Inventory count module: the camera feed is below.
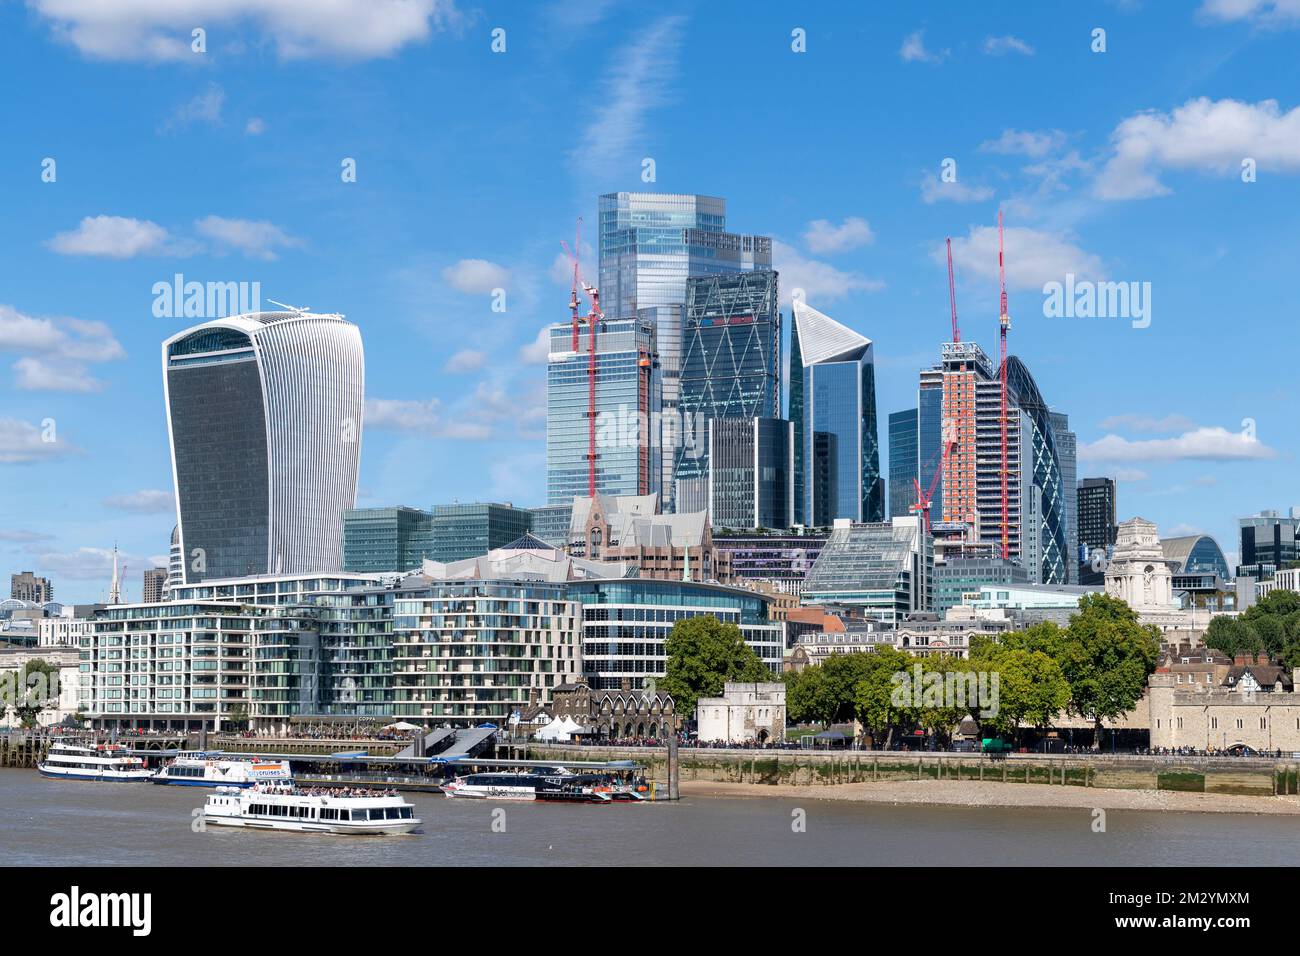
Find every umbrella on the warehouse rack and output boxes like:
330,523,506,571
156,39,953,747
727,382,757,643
384,721,420,731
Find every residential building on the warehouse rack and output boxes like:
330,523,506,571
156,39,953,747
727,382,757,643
801,516,933,623
789,300,883,526
696,682,786,744
673,270,781,497
546,315,659,503
142,568,169,604
888,408,918,519
162,309,364,582
10,571,53,604
1078,477,1118,585
707,418,795,532
597,192,772,511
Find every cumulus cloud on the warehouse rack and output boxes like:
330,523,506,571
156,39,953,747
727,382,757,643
0,305,125,392
47,215,173,258
941,225,1104,290
442,258,510,295
900,30,947,64
1094,96,1300,200
773,240,884,304
983,35,1035,55
194,215,300,260
1112,468,1149,482
802,217,875,254
245,117,267,135
1079,426,1277,463
979,128,1067,158
444,349,486,373
30,0,467,61
1097,414,1199,434
519,326,552,365
1198,0,1300,26
103,489,175,514
920,174,994,204
364,398,492,440
159,83,225,132
0,418,79,464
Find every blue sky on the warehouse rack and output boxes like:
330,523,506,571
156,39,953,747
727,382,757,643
1,0,1297,602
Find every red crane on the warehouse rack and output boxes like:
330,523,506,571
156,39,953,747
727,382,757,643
560,218,603,498
997,210,1011,561
911,438,955,534
946,236,961,343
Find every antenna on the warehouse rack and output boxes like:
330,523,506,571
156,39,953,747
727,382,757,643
266,299,311,313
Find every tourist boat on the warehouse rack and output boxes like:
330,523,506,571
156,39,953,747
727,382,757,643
37,743,154,782
152,752,292,788
442,768,636,802
200,783,421,835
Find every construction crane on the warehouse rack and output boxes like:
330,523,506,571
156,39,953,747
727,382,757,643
946,237,961,343
997,210,1011,562
560,218,603,498
910,438,955,534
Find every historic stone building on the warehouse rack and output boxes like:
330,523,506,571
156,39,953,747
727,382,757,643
551,679,677,739
1148,652,1300,752
1105,517,1207,644
696,682,787,744
566,493,733,583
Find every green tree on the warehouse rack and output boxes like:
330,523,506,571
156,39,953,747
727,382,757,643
662,615,769,716
3,658,60,729
852,647,916,748
1203,615,1262,659
1054,593,1160,747
983,648,1070,744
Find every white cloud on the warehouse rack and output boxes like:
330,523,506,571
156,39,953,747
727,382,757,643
1112,468,1149,482
802,217,875,254
30,0,467,62
364,398,492,440
444,349,486,373
194,215,300,260
103,489,175,514
0,418,79,464
1162,522,1206,537
570,15,685,185
442,258,509,295
773,240,883,304
900,30,948,64
1078,426,1277,462
983,35,1035,55
920,174,994,204
160,83,225,132
519,326,552,365
1094,96,1300,200
0,529,53,543
1097,413,1199,434
979,128,1067,158
0,305,125,392
245,117,267,135
1198,0,1300,26
47,215,173,258
941,225,1104,291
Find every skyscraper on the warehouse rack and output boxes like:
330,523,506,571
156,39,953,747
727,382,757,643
789,300,883,526
546,315,659,504
708,418,795,531
887,408,918,519
162,309,364,582
1077,477,1118,585
10,571,53,603
1049,411,1077,585
142,567,168,604
1237,509,1300,578
673,270,781,496
598,192,771,510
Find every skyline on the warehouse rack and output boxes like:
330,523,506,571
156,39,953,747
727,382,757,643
2,2,1298,602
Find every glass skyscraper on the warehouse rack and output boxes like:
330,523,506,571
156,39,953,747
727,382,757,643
887,408,918,519
673,270,781,494
1049,410,1077,585
546,315,659,504
342,503,534,571
789,300,883,526
597,192,771,511
162,310,364,583
707,418,795,531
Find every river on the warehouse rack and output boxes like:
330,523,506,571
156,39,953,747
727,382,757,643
2,769,1292,866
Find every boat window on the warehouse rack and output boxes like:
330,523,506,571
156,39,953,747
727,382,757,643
399,807,413,819
385,807,401,819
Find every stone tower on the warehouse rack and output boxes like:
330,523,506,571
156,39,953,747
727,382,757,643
1104,517,1174,611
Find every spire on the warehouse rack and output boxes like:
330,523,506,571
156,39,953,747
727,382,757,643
108,543,121,605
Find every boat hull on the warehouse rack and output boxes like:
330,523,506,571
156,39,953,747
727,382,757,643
201,812,419,836
38,766,153,783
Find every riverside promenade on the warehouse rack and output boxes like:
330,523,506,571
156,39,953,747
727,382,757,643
525,743,1300,798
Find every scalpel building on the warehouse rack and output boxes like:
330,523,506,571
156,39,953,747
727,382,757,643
162,310,365,583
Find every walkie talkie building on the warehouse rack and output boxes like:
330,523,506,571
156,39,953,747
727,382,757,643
162,310,365,583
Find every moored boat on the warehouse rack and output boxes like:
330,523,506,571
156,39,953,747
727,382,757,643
37,743,154,782
152,752,292,788
442,769,626,802
200,783,420,835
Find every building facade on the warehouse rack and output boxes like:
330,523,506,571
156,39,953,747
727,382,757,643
1078,477,1118,585
801,516,933,623
887,408,918,520
707,418,795,532
163,310,364,582
790,300,883,526
696,682,786,743
1049,410,1077,585
142,568,169,604
567,494,732,583
1238,509,1300,578
932,556,1031,615
711,530,829,595
10,572,53,604
342,506,434,573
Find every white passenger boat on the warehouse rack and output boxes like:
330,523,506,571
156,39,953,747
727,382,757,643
200,783,421,835
37,743,154,782
152,752,292,788
442,768,629,802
